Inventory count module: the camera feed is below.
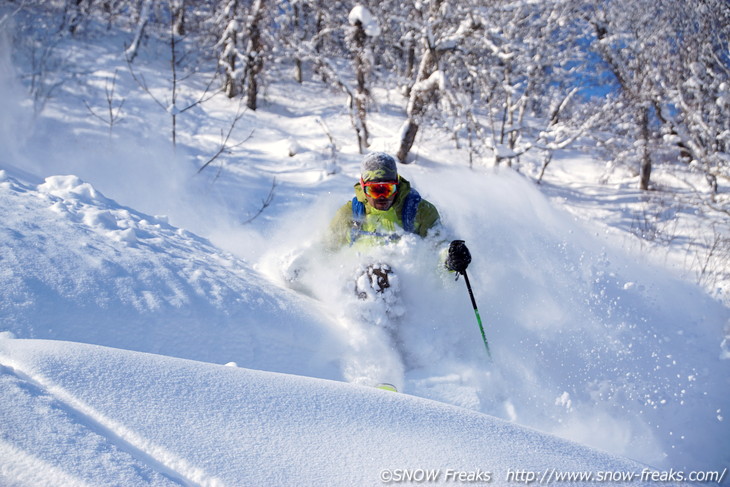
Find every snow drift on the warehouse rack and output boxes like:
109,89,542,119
0,170,345,379
0,338,672,487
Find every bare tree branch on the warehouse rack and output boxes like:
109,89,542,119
197,100,251,174
82,69,125,137
242,177,277,225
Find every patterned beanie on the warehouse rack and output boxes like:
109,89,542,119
360,152,398,183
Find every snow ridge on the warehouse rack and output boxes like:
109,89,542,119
0,357,214,487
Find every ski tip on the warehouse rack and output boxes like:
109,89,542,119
375,383,398,393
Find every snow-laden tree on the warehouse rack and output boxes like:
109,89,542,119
213,0,267,109
463,1,556,167
652,0,730,194
388,0,593,170
272,0,384,150
388,0,481,163
577,0,729,192
273,0,350,84
9,0,727,194
63,0,91,34
124,0,153,61
171,0,186,36
243,0,265,110
484,0,605,173
580,0,667,189
277,0,313,83
214,0,245,98
346,4,380,153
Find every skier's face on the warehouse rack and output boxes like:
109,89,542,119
366,193,396,210
361,180,398,211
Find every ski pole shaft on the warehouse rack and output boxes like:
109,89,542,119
461,270,491,360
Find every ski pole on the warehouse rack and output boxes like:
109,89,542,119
461,269,492,360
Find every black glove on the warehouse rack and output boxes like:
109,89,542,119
445,240,471,274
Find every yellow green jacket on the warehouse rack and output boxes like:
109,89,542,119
327,176,441,249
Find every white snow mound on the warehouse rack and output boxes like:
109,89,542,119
0,338,665,487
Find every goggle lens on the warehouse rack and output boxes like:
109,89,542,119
363,182,398,199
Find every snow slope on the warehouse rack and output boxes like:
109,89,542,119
2,150,728,486
2,338,679,487
1,10,729,485
0,170,346,379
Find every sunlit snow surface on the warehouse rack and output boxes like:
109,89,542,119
1,338,670,487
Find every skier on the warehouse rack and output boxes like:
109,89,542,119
281,152,473,392
326,151,472,290
281,151,471,300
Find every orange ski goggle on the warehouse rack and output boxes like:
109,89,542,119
361,179,398,199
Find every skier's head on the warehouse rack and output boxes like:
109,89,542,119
360,152,399,210
361,152,398,183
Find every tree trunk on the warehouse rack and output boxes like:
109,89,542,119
294,59,302,83
172,0,185,36
351,20,369,152
219,0,240,98
245,0,265,111
397,120,419,163
639,105,652,190
246,64,259,110
125,0,152,61
396,46,437,163
293,3,303,83
225,52,238,98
